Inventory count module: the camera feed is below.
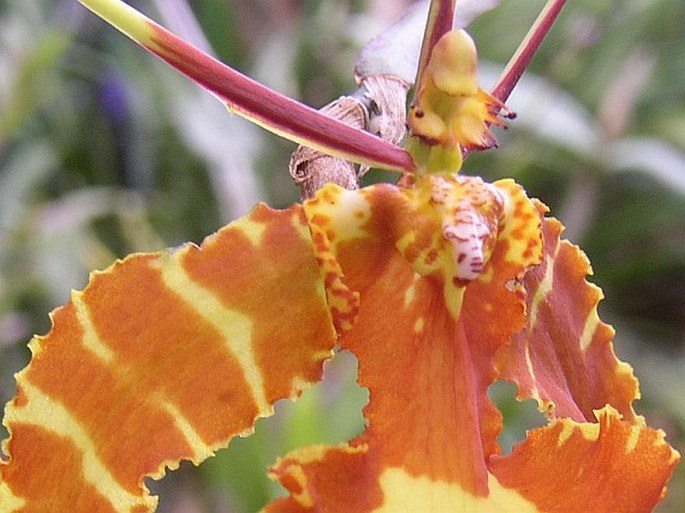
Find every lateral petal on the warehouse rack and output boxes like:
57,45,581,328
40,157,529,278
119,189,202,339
0,204,338,512
496,214,640,422
490,406,680,513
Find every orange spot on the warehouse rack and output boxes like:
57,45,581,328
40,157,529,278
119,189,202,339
424,249,439,265
309,213,330,228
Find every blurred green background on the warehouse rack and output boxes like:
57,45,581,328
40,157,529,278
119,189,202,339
0,0,683,512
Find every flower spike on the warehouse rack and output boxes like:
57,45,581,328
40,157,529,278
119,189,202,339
77,0,415,173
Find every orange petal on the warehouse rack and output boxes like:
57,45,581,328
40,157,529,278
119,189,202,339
461,178,544,458
0,204,338,512
265,444,382,513
267,176,678,512
265,176,544,509
490,406,680,513
266,443,536,513
268,407,680,513
496,214,640,422
266,443,547,513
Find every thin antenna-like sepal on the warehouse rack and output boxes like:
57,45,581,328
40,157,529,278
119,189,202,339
78,0,415,173
413,0,456,95
491,0,567,104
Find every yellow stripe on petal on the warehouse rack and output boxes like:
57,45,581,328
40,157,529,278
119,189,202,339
232,215,268,246
160,400,214,463
152,254,270,415
625,421,643,454
403,274,421,308
527,254,555,332
373,468,539,513
0,482,25,513
523,344,544,406
72,289,115,363
579,302,602,352
4,382,153,513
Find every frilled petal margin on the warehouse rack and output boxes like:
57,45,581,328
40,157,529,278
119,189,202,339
264,176,679,513
490,405,679,513
0,205,348,512
496,213,639,422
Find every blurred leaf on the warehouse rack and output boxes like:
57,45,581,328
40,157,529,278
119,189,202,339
606,137,685,194
0,10,70,142
0,141,56,232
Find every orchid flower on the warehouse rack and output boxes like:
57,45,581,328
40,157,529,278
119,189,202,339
0,1,679,512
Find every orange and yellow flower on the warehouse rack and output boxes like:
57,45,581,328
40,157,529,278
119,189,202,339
0,1,679,512
1,173,678,512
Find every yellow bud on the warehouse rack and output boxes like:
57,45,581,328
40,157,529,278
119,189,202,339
426,30,479,97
